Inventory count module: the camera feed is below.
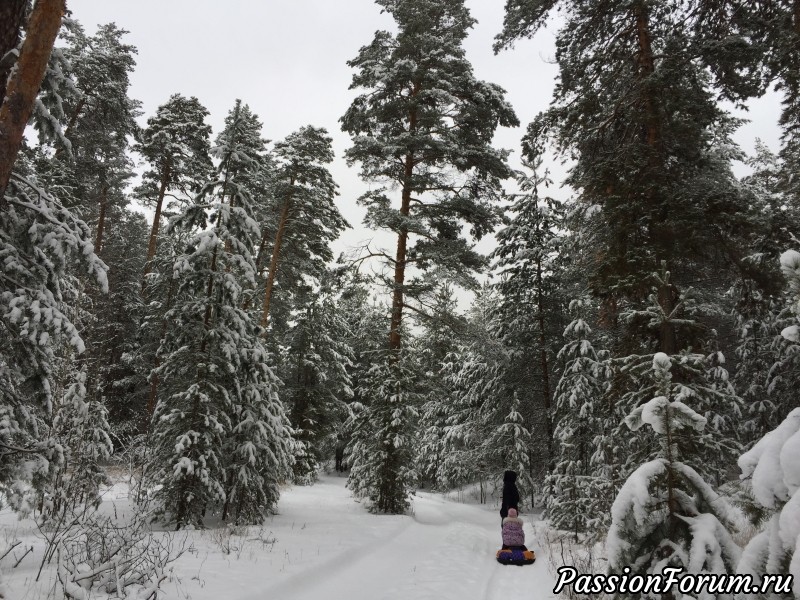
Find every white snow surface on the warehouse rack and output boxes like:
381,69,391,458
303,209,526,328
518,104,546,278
780,249,800,270
782,325,800,343
739,408,800,508
653,352,671,371
1,475,555,600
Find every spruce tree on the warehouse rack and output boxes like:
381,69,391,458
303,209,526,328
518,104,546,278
615,273,744,483
732,143,800,447
346,348,420,513
341,0,518,352
147,103,292,528
607,353,743,594
283,282,355,484
0,171,109,509
493,160,567,481
436,288,535,503
336,281,387,472
735,250,800,591
545,297,615,541
415,282,464,488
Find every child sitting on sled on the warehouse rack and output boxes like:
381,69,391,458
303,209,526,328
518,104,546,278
501,508,525,548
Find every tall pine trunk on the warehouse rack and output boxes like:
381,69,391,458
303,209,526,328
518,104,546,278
142,160,171,290
146,277,175,417
0,0,65,204
389,92,418,351
389,168,412,351
0,0,27,104
143,160,172,418
535,257,553,468
259,179,294,330
633,1,678,355
95,184,109,255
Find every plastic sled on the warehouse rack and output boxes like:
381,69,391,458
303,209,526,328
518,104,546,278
496,544,536,566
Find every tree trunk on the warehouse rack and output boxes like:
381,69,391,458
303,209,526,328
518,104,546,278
146,276,175,418
0,0,28,104
658,278,678,354
94,184,109,255
389,89,419,352
142,160,171,292
632,1,661,155
259,180,294,330
54,94,86,159
146,355,160,418
389,169,412,352
200,245,219,354
634,1,678,355
535,256,554,470
0,0,65,205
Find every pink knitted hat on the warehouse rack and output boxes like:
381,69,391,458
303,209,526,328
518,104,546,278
508,508,518,518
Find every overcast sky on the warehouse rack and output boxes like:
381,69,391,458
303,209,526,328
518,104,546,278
67,0,783,267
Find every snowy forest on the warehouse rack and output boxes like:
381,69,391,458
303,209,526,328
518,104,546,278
1,0,800,598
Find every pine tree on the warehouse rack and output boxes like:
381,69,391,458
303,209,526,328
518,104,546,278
341,0,518,352
496,0,765,354
136,94,213,417
0,4,114,516
496,1,767,541
135,94,213,286
57,22,141,250
257,125,345,331
0,0,66,201
47,22,147,442
0,0,27,107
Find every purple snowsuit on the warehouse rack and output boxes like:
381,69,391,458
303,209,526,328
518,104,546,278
501,516,525,547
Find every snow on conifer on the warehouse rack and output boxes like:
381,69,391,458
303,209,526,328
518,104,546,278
283,284,355,485
346,350,419,514
607,352,744,592
735,250,800,593
146,102,292,527
545,297,614,541
0,173,108,509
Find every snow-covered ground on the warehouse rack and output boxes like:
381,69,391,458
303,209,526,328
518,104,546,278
1,474,556,600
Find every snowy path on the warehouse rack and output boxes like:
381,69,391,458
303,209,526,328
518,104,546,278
1,476,557,599
229,476,557,600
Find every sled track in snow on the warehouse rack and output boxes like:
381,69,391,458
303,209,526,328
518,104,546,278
246,484,554,600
